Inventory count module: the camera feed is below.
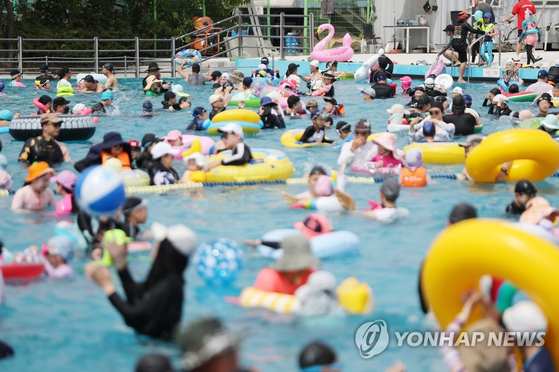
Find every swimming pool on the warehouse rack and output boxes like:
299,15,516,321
1,78,557,371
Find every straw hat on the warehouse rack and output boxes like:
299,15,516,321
144,75,163,91
229,70,244,81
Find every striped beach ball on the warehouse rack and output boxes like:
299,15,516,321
75,165,126,216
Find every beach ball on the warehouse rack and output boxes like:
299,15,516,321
195,238,244,285
75,165,126,216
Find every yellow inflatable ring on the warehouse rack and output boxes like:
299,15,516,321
121,170,150,187
404,142,465,164
212,109,260,124
240,287,301,313
367,132,383,142
423,219,559,367
466,129,559,183
281,129,332,148
204,148,294,183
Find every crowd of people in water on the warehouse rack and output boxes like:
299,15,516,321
2,4,559,368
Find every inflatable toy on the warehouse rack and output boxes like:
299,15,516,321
336,277,375,314
310,24,354,62
466,129,559,182
518,118,543,129
9,115,97,142
171,84,190,97
422,219,559,367
33,98,51,114
404,143,465,164
474,123,483,133
435,74,453,90
506,91,538,102
75,166,126,216
207,109,262,135
195,238,243,285
121,170,150,187
240,287,301,313
335,72,355,81
173,48,202,66
425,59,445,78
75,73,107,84
281,129,333,148
56,87,74,97
200,148,294,184
228,91,261,108
0,263,44,280
257,229,359,259
166,136,215,160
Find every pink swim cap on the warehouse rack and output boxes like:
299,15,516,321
313,175,333,197
400,76,412,89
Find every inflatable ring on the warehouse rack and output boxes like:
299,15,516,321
466,129,559,182
403,143,465,164
422,219,559,367
33,98,50,113
435,74,453,90
174,48,202,67
281,129,332,148
56,87,74,97
0,263,45,280
206,121,261,135
121,170,150,187
207,109,263,135
228,92,261,108
506,91,538,102
240,287,301,313
9,115,97,142
76,73,107,84
204,148,294,183
474,123,483,134
518,118,543,129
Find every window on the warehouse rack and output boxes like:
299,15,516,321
488,0,502,9
531,0,559,7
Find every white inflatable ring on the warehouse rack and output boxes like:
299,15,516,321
435,74,453,90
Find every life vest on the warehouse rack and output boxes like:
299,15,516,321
401,166,427,187
101,150,131,170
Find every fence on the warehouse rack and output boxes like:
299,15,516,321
0,13,315,78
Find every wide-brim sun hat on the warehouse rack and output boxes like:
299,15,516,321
144,75,163,91
372,133,400,158
270,234,321,272
25,161,55,183
503,301,548,333
541,114,559,130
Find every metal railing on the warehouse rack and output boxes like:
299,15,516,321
0,13,316,78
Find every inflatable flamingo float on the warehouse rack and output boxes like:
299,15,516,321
310,24,354,62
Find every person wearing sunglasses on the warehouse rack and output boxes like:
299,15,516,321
18,113,71,166
337,119,376,171
409,102,455,143
206,124,253,171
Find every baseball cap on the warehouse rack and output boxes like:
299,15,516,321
10,70,21,78
306,100,318,108
354,119,371,132
53,97,70,106
142,100,153,112
150,141,179,159
217,123,244,138
380,178,400,201
288,63,300,70
193,107,207,117
47,236,74,262
360,87,376,98
459,134,483,147
40,113,63,125
323,96,337,106
164,91,176,101
40,64,49,72
310,60,320,68
261,57,269,65
515,179,537,195
166,129,182,142
141,133,162,148
424,78,435,88
538,70,548,79
83,75,95,83
122,197,148,215
128,139,141,149
102,63,114,72
376,72,388,81
443,24,454,32
101,91,113,101
51,170,77,191
452,86,463,94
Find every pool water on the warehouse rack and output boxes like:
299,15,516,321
1,78,558,372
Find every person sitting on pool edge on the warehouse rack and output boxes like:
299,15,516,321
11,161,56,211
506,179,537,215
259,97,285,129
18,113,71,166
161,91,176,110
120,197,148,240
253,234,320,295
186,107,209,131
299,112,334,145
205,124,253,171
148,142,180,186
335,177,409,223
91,91,113,114
74,131,131,172
371,72,394,99
322,97,344,116
85,222,197,339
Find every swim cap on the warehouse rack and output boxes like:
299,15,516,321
294,214,332,239
380,177,400,201
313,175,333,197
309,166,327,176
484,12,492,20
515,179,537,195
0,110,13,122
0,81,5,90
134,354,173,372
424,78,435,88
142,100,153,112
405,148,423,171
101,91,113,101
47,236,74,262
72,103,86,114
299,341,337,368
448,203,477,224
422,122,436,136
463,94,473,105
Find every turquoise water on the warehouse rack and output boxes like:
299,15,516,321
1,78,558,372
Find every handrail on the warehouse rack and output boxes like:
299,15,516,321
467,35,485,83
176,14,239,40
